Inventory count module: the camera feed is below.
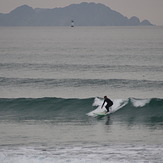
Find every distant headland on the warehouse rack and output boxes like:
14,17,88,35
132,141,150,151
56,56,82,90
0,2,153,26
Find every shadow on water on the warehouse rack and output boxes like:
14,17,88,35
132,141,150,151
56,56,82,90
95,115,112,126
105,116,112,125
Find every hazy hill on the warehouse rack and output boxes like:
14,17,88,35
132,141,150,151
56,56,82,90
0,2,153,26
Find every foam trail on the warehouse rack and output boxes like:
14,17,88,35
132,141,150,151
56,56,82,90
87,97,128,117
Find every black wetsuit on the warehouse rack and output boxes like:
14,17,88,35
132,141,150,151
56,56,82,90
102,98,113,112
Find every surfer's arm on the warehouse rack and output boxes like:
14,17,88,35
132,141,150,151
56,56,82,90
101,100,105,108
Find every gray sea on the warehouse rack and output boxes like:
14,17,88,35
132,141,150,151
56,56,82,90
0,26,163,162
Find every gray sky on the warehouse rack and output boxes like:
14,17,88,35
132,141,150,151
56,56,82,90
0,0,163,25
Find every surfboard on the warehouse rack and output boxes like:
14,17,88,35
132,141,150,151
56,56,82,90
93,111,111,117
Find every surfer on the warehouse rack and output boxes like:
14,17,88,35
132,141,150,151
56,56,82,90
101,96,113,113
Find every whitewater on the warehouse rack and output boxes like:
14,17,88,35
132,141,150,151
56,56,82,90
0,26,163,162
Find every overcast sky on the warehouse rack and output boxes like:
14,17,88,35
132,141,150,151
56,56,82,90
0,0,163,25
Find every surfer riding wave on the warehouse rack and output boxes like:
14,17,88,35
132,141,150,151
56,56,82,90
101,96,113,113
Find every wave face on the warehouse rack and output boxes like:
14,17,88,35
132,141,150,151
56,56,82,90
0,98,94,121
0,97,163,124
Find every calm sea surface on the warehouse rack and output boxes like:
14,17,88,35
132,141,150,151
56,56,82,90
0,26,163,98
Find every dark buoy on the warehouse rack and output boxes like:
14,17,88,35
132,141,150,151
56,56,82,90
71,20,74,27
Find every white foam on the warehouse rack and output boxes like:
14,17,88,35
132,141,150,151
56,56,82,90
130,98,150,107
87,97,128,117
1,144,163,163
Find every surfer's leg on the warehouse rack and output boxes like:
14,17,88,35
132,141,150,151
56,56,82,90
105,105,109,112
106,103,113,112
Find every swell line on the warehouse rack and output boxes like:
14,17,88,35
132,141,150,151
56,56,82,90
0,77,162,89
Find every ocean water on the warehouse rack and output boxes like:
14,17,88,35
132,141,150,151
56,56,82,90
0,26,163,162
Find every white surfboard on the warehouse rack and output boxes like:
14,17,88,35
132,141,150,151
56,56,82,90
93,111,111,117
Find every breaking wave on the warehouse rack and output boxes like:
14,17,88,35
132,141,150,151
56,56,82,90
0,97,162,124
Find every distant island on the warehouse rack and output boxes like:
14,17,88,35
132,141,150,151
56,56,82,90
0,2,153,26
